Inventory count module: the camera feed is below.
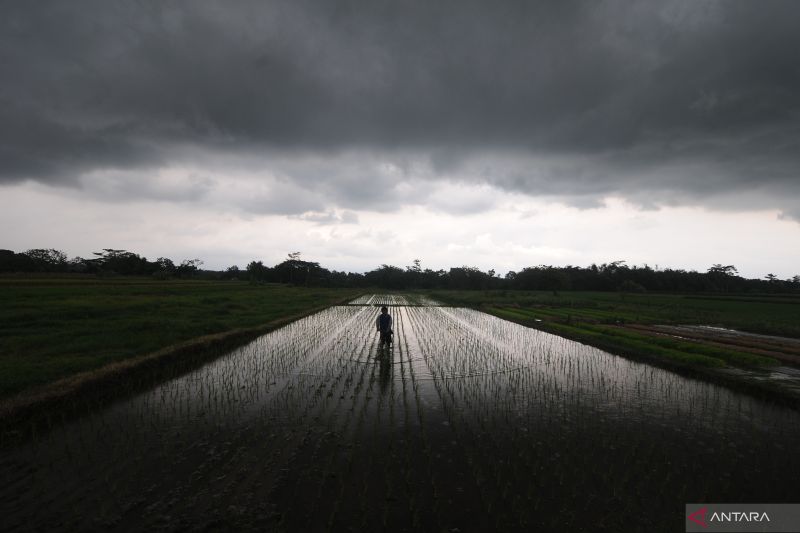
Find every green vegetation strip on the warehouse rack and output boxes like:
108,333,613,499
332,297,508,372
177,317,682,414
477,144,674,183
580,324,777,367
486,305,777,368
0,278,359,399
430,289,800,338
541,321,726,368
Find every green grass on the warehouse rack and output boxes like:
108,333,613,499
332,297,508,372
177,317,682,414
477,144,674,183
431,290,800,337
578,324,776,367
430,289,799,370
543,321,726,368
0,278,358,398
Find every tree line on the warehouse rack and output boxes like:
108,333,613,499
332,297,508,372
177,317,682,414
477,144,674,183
2,248,799,293
0,248,204,279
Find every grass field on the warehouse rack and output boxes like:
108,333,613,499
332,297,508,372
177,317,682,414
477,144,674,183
429,290,800,370
0,277,358,399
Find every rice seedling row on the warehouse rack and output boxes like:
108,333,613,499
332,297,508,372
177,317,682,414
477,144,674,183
347,294,444,306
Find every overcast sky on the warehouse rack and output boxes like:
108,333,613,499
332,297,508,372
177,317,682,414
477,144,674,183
1,0,799,278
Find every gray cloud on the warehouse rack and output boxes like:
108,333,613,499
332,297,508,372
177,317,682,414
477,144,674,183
1,0,799,217
290,210,359,225
75,170,214,204
237,180,324,216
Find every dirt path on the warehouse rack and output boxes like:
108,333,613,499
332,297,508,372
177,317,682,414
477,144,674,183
626,324,800,365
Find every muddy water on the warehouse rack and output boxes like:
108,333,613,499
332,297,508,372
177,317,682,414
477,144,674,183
2,300,800,532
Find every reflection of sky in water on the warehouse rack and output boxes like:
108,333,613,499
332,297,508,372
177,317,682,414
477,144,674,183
2,303,799,530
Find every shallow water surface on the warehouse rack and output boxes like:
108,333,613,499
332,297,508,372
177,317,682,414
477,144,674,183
2,299,799,531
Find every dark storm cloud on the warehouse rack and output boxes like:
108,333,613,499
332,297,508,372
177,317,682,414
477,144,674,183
1,0,799,215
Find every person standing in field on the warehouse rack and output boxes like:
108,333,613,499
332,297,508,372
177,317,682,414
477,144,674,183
376,306,393,347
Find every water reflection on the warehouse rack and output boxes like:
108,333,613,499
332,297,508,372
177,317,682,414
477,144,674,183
377,345,392,396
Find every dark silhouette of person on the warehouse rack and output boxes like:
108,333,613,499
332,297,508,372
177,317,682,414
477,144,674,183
375,306,393,347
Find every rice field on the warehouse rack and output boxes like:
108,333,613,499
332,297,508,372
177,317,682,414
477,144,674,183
346,294,443,306
2,295,799,532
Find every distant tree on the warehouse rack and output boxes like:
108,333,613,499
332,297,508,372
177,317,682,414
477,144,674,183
175,259,203,278
708,264,739,276
149,257,175,279
223,265,241,280
155,257,176,272
246,261,269,282
0,249,35,272
707,264,740,292
66,256,93,273
365,264,407,289
91,249,153,276
447,266,494,290
402,259,424,287
23,248,68,272
601,260,627,273
762,273,785,293
541,268,571,296
286,252,302,284
93,248,126,261
275,253,325,285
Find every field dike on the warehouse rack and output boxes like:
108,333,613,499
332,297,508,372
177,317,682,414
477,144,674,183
3,294,800,531
0,294,357,435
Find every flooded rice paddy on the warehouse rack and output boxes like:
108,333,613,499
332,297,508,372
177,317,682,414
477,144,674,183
2,295,800,531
